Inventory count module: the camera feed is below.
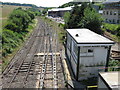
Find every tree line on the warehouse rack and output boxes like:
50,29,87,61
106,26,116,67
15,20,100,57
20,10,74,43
63,2,120,38
64,2,103,34
1,2,37,8
2,8,36,58
58,2,82,8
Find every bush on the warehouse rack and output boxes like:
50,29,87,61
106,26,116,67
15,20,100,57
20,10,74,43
108,59,120,71
79,7,103,34
103,23,119,32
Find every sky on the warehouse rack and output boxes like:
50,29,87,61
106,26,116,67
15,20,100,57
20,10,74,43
1,0,74,7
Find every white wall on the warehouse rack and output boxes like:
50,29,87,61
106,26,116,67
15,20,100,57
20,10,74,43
78,46,108,80
102,9,120,24
80,47,107,66
66,33,77,76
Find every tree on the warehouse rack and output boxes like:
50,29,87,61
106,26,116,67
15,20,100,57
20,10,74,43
7,9,31,32
42,9,48,15
26,11,35,21
63,12,70,28
64,2,103,34
65,3,88,28
79,7,103,34
116,25,120,37
5,21,19,32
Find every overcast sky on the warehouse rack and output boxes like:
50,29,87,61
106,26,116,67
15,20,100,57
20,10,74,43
1,0,74,7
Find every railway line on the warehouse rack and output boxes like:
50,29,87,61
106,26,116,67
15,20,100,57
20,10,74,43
2,18,65,89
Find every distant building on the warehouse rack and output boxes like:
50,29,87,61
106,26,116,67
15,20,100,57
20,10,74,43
66,28,114,81
92,0,107,2
102,0,120,24
98,71,119,89
99,10,103,15
47,7,72,17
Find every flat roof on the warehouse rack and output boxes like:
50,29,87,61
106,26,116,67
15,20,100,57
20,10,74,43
48,7,72,12
66,28,114,44
103,0,120,4
99,71,120,89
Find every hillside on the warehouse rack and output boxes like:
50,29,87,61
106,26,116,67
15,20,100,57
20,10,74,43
1,5,32,18
2,7,39,70
1,2,37,8
0,5,32,29
0,2,44,29
58,2,82,8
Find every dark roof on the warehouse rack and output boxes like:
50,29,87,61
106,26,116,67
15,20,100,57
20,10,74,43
103,0,120,4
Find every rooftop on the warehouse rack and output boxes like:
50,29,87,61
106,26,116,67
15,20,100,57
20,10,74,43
99,71,120,89
66,28,114,44
103,0,120,4
48,7,72,12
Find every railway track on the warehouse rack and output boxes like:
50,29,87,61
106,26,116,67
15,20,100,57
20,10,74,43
2,18,65,89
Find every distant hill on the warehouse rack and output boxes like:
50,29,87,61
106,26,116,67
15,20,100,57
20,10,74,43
1,2,38,8
58,2,82,8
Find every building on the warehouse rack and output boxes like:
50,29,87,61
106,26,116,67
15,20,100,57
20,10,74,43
102,0,120,24
98,71,120,89
92,0,107,2
47,7,72,17
66,28,114,81
99,10,103,15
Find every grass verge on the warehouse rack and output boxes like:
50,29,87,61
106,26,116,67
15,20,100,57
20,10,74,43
2,18,38,71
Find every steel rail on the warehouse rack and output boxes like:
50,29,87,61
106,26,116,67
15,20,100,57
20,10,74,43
2,20,41,76
22,25,45,87
7,23,42,88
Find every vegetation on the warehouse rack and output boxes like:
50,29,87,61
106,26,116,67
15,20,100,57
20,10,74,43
94,3,104,10
59,2,81,8
79,7,103,34
1,4,41,26
64,3,87,29
1,2,38,8
102,23,120,32
42,8,48,15
108,59,120,71
5,8,34,32
28,8,41,16
2,8,38,69
0,4,36,30
116,26,120,40
63,12,70,25
102,23,120,41
64,3,103,34
1,5,32,18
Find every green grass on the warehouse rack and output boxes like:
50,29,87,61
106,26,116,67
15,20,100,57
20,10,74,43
102,23,119,31
2,18,38,71
102,23,120,42
1,5,31,18
0,20,1,30
0,19,8,29
0,5,32,29
0,19,7,30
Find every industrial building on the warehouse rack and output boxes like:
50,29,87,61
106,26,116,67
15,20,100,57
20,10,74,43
102,0,120,24
47,7,72,17
66,28,114,81
98,71,119,89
